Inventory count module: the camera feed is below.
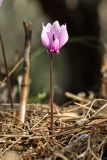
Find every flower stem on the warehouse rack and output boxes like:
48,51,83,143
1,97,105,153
50,53,54,137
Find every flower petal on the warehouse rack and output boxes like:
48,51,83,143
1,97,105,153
52,38,60,53
46,23,52,31
47,32,53,46
51,21,61,37
41,21,69,52
41,26,50,48
59,24,68,48
0,0,3,7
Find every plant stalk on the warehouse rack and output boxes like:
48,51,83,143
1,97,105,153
0,33,13,109
20,21,32,123
50,53,54,137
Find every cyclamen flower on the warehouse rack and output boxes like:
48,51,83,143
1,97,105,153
0,0,3,7
41,21,68,53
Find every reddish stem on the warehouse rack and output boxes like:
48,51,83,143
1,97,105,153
0,33,13,109
50,53,54,137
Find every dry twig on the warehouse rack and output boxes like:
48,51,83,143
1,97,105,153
20,21,32,123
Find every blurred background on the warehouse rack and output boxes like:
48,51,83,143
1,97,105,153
0,0,107,105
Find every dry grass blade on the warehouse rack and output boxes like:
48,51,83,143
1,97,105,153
0,137,22,156
65,92,90,103
0,58,24,87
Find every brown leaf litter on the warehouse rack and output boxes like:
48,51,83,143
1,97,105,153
0,100,107,160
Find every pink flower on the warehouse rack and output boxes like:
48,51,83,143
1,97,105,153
41,21,68,53
0,0,3,7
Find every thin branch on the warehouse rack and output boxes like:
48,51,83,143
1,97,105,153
0,33,13,109
20,21,32,123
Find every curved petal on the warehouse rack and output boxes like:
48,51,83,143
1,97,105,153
51,38,60,53
51,21,61,37
41,26,50,48
42,24,49,32
59,24,68,48
46,23,52,31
